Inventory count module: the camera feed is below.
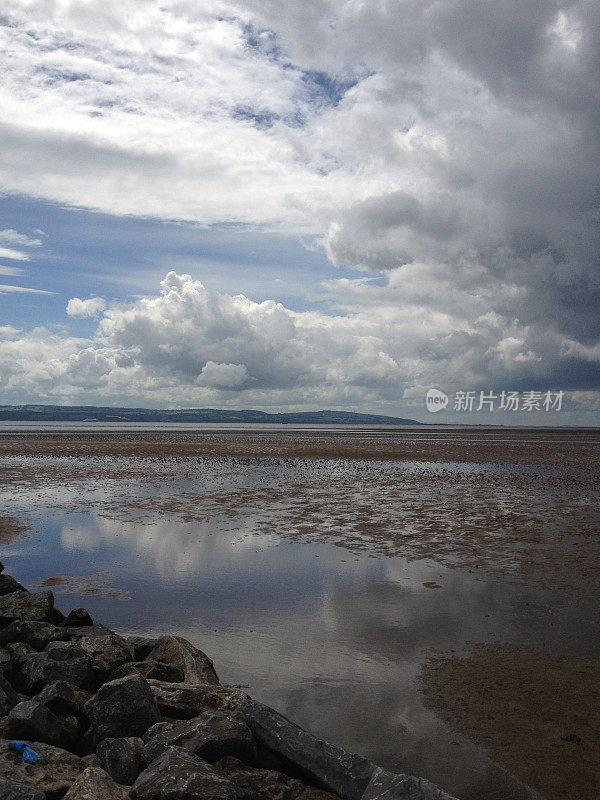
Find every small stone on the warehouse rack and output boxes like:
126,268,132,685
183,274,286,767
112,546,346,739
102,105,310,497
97,737,144,785
85,675,161,744
145,637,219,685
131,746,248,800
62,608,93,627
63,766,131,800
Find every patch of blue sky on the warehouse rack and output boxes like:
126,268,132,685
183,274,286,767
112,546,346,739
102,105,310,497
301,70,359,108
232,106,280,130
0,195,356,335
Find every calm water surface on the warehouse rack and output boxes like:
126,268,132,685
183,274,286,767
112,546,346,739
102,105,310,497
1,449,598,800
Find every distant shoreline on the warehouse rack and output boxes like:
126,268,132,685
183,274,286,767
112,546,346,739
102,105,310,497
0,405,422,426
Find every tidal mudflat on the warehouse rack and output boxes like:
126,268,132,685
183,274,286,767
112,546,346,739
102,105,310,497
0,428,598,800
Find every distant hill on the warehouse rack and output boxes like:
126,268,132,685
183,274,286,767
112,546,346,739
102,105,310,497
0,405,421,426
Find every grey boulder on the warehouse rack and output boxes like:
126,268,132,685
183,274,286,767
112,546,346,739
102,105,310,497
46,635,134,684
360,768,460,800
0,739,84,796
146,680,244,720
217,756,340,800
8,681,91,750
61,608,93,627
145,637,219,685
0,621,70,652
126,638,159,661
97,737,144,786
131,746,248,800
237,698,375,800
0,777,46,800
62,766,131,800
0,592,63,627
142,709,256,765
111,662,184,684
21,645,94,693
0,576,27,597
85,675,161,744
0,674,20,716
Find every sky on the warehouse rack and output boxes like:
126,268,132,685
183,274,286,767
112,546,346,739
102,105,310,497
0,0,599,424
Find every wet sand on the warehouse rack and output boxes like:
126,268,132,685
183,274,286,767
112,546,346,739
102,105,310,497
0,426,599,466
421,645,600,800
0,428,598,800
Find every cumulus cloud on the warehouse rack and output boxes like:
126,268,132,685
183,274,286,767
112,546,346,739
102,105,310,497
67,297,107,318
0,1,598,407
0,272,596,423
196,361,248,389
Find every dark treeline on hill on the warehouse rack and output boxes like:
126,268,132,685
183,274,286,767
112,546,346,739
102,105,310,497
0,405,422,425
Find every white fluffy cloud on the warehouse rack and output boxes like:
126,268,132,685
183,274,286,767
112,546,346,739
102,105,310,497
0,271,597,422
0,1,598,409
67,297,107,317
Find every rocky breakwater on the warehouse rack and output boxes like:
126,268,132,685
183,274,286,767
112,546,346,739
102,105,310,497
0,567,457,800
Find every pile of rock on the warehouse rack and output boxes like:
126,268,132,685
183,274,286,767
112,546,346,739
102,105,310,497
0,567,457,800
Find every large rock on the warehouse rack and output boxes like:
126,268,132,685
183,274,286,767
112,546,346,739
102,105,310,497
21,645,94,693
131,746,248,800
0,576,27,597
126,638,159,662
0,739,84,796
142,709,256,765
63,622,113,638
85,676,161,744
1,643,35,688
0,777,46,799
111,662,184,684
217,756,340,800
61,608,93,628
237,699,375,800
8,681,91,750
360,768,460,800
97,738,144,786
145,637,219,685
34,679,92,716
8,701,73,750
146,681,245,720
62,766,131,800
0,621,70,652
0,592,64,628
70,635,134,678
0,674,20,716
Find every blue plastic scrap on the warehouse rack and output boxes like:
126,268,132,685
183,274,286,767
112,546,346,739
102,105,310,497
9,741,40,764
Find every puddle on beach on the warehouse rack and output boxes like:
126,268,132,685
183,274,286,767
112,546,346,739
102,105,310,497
1,453,599,800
